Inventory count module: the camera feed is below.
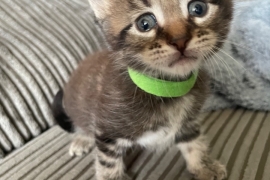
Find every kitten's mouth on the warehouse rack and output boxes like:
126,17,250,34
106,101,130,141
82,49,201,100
168,55,197,67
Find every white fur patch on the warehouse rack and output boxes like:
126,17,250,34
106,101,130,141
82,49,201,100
136,95,194,150
137,128,176,150
69,135,94,156
117,138,133,148
152,3,166,27
179,0,190,19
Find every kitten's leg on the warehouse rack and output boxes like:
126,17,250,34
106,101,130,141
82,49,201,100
95,137,131,180
69,134,95,156
176,129,226,180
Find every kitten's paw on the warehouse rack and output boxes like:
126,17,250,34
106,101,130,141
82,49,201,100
190,159,227,180
69,135,94,156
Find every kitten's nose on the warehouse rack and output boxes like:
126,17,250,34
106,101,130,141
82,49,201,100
170,37,190,54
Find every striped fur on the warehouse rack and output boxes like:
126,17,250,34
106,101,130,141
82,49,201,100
53,0,233,180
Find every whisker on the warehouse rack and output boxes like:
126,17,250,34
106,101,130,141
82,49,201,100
203,36,267,59
208,46,236,78
213,46,249,73
198,49,218,91
220,39,267,57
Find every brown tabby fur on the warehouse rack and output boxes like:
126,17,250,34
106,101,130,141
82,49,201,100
52,0,233,180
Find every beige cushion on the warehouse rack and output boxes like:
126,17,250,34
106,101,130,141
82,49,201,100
1,109,269,180
0,0,104,157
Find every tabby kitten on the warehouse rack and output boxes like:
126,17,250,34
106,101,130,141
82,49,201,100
52,0,233,180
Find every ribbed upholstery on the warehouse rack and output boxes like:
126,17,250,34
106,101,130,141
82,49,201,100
0,0,104,156
0,110,269,180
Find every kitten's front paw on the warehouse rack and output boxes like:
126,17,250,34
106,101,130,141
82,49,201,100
190,159,227,180
69,135,94,156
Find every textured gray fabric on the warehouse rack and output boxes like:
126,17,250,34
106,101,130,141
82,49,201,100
0,0,104,157
203,0,270,111
1,110,270,180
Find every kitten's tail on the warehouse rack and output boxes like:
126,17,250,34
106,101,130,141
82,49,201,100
52,90,74,133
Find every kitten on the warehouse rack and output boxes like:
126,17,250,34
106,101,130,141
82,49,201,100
52,0,233,180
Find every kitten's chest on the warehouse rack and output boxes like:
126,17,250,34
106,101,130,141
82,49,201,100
136,128,178,150
136,95,194,148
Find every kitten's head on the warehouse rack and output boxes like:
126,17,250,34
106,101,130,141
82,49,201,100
89,0,233,78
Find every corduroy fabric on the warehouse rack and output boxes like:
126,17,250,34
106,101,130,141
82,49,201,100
0,110,269,180
0,0,105,157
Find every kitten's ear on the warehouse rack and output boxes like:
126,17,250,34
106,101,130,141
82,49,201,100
88,0,110,19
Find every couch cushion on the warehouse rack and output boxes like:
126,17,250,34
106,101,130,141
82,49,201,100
0,0,104,157
1,109,269,180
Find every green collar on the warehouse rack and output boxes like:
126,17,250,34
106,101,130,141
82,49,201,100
128,68,198,98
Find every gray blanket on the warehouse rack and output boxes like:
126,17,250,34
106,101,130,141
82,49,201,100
203,0,270,111
0,0,268,157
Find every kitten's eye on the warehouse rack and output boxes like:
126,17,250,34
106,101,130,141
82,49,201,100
136,14,157,32
188,1,208,17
